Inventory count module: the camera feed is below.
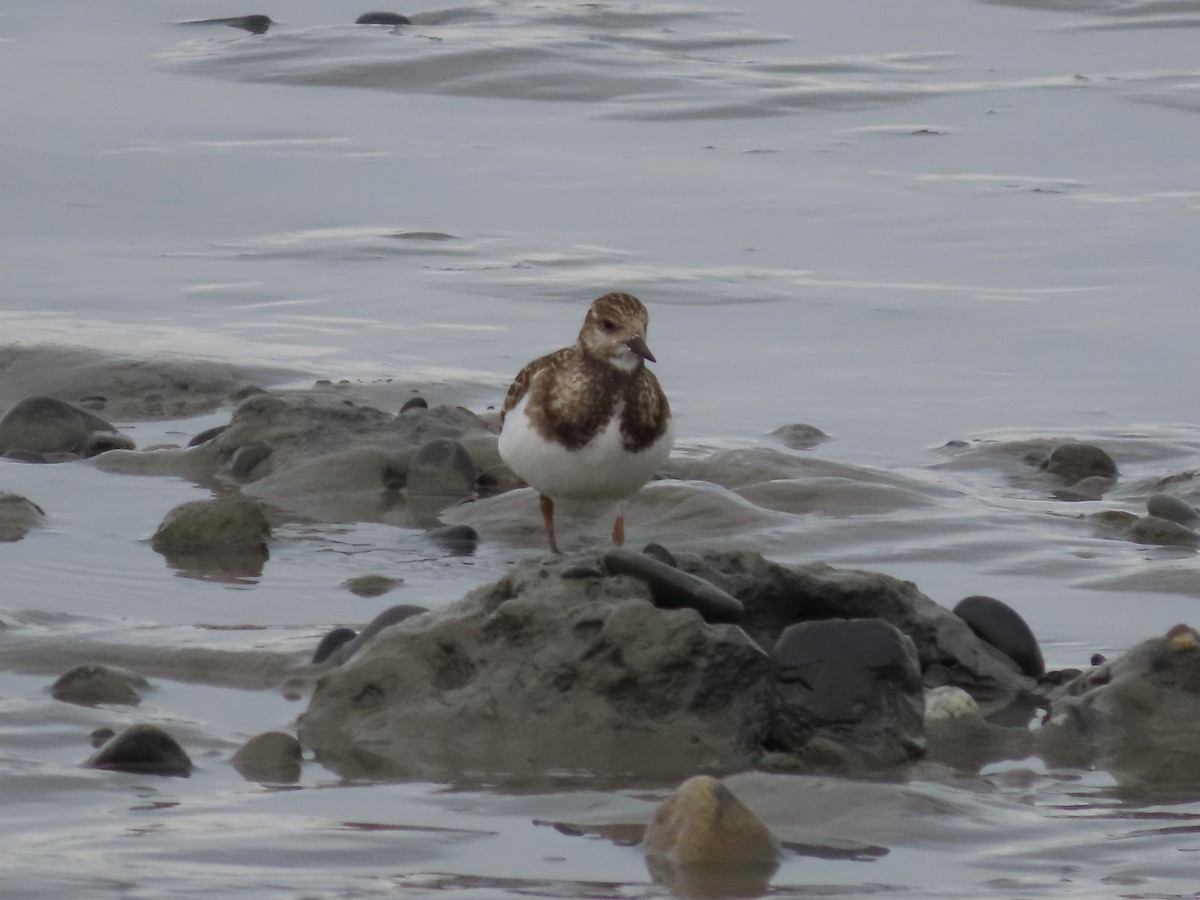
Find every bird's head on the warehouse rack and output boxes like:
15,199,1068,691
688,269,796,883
577,292,656,372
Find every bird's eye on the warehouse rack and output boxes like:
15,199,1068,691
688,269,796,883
601,319,617,332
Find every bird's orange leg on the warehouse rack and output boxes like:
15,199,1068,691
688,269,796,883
611,509,625,547
540,494,560,554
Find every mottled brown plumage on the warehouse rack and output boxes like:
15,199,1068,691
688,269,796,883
498,292,674,553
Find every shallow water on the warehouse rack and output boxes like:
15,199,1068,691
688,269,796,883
3,0,1200,896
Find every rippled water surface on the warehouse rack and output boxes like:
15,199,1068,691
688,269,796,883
3,0,1200,896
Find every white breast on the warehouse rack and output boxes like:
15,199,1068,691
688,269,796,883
499,394,674,502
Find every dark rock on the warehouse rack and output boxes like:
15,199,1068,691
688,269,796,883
90,727,116,749
183,14,273,34
0,395,117,456
229,442,273,478
86,724,193,777
330,604,429,664
188,424,228,447
52,664,149,706
953,595,1045,678
602,549,744,623
231,731,302,783
771,618,925,769
1041,442,1117,484
312,627,358,664
0,492,45,542
642,543,677,568
406,439,476,497
1147,493,1200,529
399,396,428,412
356,11,412,25
425,524,479,555
341,575,402,598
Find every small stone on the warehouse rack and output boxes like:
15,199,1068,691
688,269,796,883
1041,442,1117,484
188,424,228,447
399,396,428,413
151,495,271,576
601,549,743,623
52,664,149,706
643,775,777,864
80,432,136,457
924,685,979,722
342,575,403,598
769,423,829,450
90,727,116,748
0,395,118,456
312,627,358,664
332,604,429,664
86,724,193,777
406,439,477,497
1127,515,1200,548
641,543,676,568
356,11,412,25
1147,493,1200,529
182,14,273,34
425,524,479,555
953,595,1045,678
231,731,302,783
229,442,273,478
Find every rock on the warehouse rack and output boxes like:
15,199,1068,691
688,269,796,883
231,731,302,783
229,442,272,478
51,664,149,706
643,775,778,897
0,492,45,542
244,446,406,523
80,431,136,457
641,542,676,568
341,575,402,598
1147,493,1200,529
182,14,273,34
312,627,358,664
356,11,412,26
769,422,829,450
1040,624,1200,784
299,557,773,780
151,495,271,577
1126,515,1200,548
86,724,193,777
425,524,479,555
952,595,1045,678
0,395,117,456
680,551,1036,716
771,618,925,769
399,396,428,412
188,424,228,447
406,439,477,497
325,604,429,665
90,727,116,749
601,549,744,623
923,685,978,722
1041,442,1117,485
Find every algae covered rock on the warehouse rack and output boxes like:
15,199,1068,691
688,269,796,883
151,494,271,577
86,724,193,777
0,395,118,457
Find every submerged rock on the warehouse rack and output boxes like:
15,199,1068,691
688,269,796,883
151,495,271,577
0,395,118,456
1040,624,1200,784
0,492,45,542
1041,442,1117,485
86,724,193,777
231,731,303,783
356,11,412,25
52,664,149,707
643,775,778,897
182,14,273,34
1146,493,1200,529
341,574,403,598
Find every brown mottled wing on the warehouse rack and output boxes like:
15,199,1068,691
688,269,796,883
500,347,572,427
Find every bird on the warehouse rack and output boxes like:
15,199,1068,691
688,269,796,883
498,292,674,553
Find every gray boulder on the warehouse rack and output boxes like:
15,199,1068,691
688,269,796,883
0,492,45,541
85,724,193,777
151,494,271,577
0,395,118,456
52,664,149,706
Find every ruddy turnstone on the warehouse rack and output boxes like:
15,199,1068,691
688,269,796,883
498,292,674,553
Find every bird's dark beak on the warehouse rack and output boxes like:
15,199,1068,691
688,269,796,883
626,335,656,363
